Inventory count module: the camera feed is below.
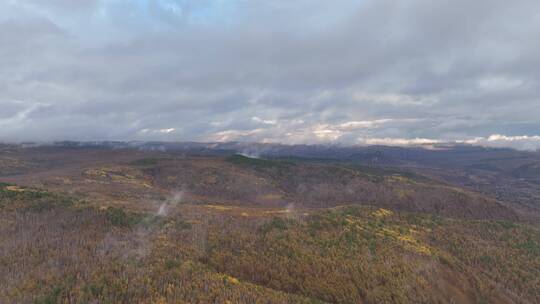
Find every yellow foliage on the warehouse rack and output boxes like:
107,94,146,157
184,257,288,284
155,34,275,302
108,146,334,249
205,205,233,211
376,226,432,255
387,175,413,184
263,210,289,215
83,166,153,188
372,208,393,218
153,296,167,304
258,193,283,201
5,186,27,192
224,275,240,285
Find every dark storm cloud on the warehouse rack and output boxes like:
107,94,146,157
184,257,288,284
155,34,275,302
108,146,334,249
0,0,539,149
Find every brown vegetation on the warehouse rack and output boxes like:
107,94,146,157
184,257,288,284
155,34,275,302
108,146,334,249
0,146,538,303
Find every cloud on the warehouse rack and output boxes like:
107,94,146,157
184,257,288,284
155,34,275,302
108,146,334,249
209,128,266,142
0,0,538,149
360,137,441,146
207,118,417,144
252,116,277,125
459,134,540,150
358,134,540,151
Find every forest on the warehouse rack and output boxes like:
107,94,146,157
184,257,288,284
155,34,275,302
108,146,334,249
0,145,539,303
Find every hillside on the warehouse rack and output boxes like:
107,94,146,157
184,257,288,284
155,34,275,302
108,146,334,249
0,147,518,220
0,144,539,303
0,183,538,303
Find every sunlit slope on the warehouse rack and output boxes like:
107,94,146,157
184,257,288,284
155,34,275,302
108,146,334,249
0,184,538,304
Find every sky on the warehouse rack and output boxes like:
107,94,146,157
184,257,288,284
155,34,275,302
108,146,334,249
1,0,540,150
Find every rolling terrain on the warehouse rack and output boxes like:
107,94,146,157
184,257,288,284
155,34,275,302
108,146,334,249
0,143,539,303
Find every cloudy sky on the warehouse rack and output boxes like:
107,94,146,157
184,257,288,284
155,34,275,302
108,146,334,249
1,0,540,149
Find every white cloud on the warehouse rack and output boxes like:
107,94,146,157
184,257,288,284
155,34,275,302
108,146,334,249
459,134,540,150
159,128,175,134
206,118,413,144
338,119,393,130
351,92,438,106
209,128,265,142
252,116,277,125
360,137,441,146
358,134,540,150
312,127,343,141
138,128,176,136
